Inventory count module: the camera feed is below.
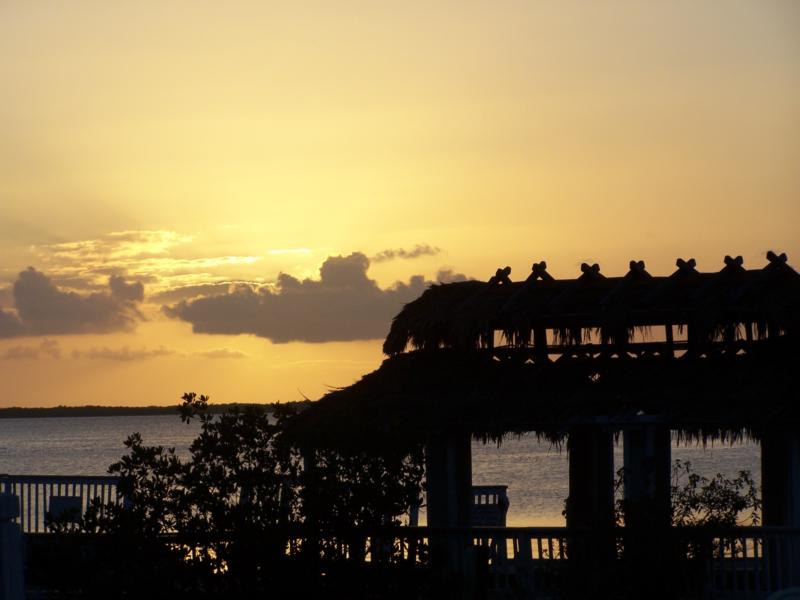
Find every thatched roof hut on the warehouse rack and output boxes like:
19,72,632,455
291,252,800,449
384,252,799,355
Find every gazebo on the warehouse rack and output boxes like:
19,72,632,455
293,251,800,597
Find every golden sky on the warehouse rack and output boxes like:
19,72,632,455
1,1,798,407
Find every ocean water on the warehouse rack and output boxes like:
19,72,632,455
0,415,201,475
0,415,761,526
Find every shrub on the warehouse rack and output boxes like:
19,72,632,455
43,393,425,598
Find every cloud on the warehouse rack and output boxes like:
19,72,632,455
41,230,193,263
32,230,260,298
72,345,175,361
435,268,469,283
164,252,432,343
39,338,61,358
0,268,145,337
195,348,249,359
109,275,144,302
2,345,38,359
0,286,13,308
1,339,61,360
148,282,234,304
0,309,25,337
371,244,441,263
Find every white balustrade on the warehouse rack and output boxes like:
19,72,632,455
0,475,121,533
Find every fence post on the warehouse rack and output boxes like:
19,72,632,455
0,492,24,600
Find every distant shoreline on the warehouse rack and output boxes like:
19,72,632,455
0,402,308,419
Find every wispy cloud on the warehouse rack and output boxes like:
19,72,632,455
32,230,261,297
72,345,175,361
195,347,249,359
1,339,61,360
43,230,194,262
1,341,247,361
148,282,234,304
371,244,441,263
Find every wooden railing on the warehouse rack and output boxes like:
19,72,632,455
470,526,570,597
472,485,509,526
276,526,799,598
3,475,798,599
0,474,121,533
678,527,800,597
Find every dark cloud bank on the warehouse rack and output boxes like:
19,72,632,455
165,252,467,343
0,253,466,344
0,268,144,338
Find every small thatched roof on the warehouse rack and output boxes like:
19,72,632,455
290,253,800,449
383,253,800,354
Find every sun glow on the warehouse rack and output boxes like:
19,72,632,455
0,0,798,406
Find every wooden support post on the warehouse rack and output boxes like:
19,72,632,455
566,429,615,529
623,425,673,598
426,430,474,593
533,327,548,363
623,426,671,528
426,431,472,529
566,429,615,598
761,431,800,586
686,322,699,357
665,324,674,358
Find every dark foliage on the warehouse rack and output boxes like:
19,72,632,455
606,460,762,600
33,393,426,599
669,459,760,528
612,459,761,529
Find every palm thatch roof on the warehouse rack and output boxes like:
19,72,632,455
290,252,800,449
289,340,798,449
384,252,800,355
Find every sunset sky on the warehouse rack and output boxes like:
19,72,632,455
1,1,798,407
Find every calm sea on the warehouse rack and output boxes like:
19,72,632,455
0,415,761,526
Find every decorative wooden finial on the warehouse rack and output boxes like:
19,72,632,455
626,260,650,279
723,255,744,270
580,262,600,274
488,266,512,286
529,261,554,282
676,258,697,274
579,263,602,280
766,250,788,265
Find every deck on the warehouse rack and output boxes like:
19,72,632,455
3,474,799,599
